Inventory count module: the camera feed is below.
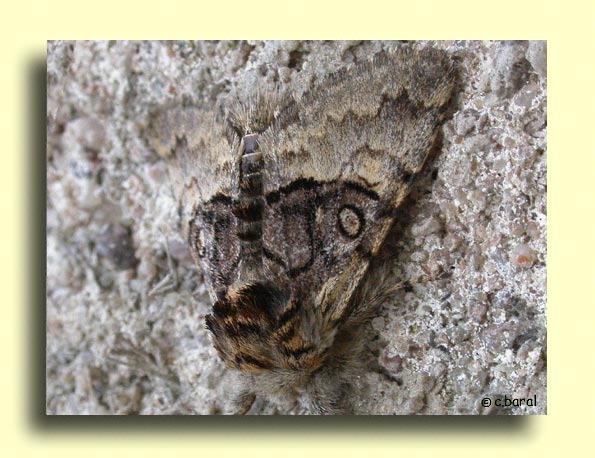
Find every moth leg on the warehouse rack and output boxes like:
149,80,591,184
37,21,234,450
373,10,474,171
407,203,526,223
233,391,256,415
389,265,453,294
148,235,179,297
107,334,181,388
309,395,348,415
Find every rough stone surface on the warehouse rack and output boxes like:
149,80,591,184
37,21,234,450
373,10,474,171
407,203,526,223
46,40,547,415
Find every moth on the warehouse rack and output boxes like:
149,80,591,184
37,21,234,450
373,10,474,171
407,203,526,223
148,47,457,414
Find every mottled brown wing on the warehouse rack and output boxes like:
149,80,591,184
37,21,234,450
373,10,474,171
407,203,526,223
258,48,457,323
148,106,240,300
148,47,456,320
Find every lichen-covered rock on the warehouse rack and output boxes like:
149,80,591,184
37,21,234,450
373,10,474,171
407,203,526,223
47,40,546,415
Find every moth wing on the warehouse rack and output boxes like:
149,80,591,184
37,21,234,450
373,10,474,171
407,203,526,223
259,48,457,323
147,107,240,300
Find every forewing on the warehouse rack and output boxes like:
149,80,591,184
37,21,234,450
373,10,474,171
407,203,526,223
147,106,240,300
259,48,457,322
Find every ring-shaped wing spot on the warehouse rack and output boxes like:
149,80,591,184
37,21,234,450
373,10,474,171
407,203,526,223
337,204,365,239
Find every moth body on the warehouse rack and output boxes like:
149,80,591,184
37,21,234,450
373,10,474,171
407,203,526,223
148,47,457,414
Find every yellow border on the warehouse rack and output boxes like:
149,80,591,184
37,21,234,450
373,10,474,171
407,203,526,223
3,0,593,456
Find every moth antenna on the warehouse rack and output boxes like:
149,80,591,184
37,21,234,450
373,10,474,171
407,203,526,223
232,133,266,282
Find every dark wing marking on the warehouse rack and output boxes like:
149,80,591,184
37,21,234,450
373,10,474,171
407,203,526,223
188,196,240,298
258,48,457,325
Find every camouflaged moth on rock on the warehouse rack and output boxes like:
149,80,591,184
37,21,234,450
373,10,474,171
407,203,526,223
148,47,457,414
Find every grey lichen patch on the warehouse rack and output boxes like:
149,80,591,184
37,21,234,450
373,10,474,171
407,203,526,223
369,41,546,415
47,40,546,415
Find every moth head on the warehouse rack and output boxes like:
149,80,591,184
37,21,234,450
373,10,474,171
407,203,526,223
205,281,329,375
